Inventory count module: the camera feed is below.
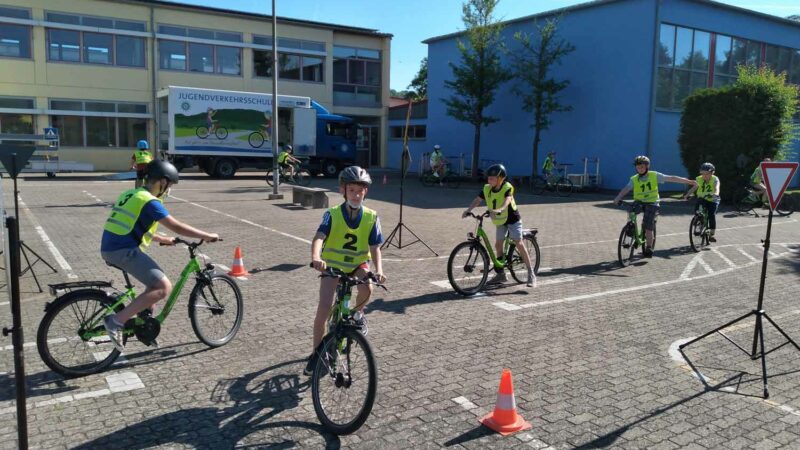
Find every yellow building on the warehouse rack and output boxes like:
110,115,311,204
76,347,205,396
0,0,391,171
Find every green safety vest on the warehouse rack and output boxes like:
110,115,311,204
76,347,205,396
631,172,659,203
695,175,719,200
542,156,554,171
431,151,443,163
483,182,517,226
278,152,289,164
750,166,762,184
103,188,161,250
134,150,152,165
321,206,377,272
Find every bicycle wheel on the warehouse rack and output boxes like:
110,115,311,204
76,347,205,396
555,177,574,197
266,170,280,187
37,290,124,377
689,214,708,252
531,176,547,195
445,174,460,189
508,235,541,283
312,328,377,435
196,126,209,139
617,223,636,267
189,273,244,347
295,170,311,186
447,241,489,296
775,197,793,216
735,190,756,214
421,173,435,187
214,127,228,139
248,132,265,148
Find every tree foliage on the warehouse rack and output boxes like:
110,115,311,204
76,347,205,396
679,65,798,200
408,57,428,100
442,0,511,179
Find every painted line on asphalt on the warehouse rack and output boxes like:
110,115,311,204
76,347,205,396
430,272,575,290
710,247,737,269
736,246,759,263
696,255,714,275
452,396,478,410
18,197,77,279
169,194,312,245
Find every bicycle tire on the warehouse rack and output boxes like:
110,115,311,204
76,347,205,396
266,170,279,187
735,190,756,214
296,170,311,186
421,173,435,187
248,132,265,148
189,273,244,347
312,328,377,435
689,214,708,253
508,235,541,283
37,290,124,377
555,177,574,197
447,241,489,296
617,223,636,267
531,176,547,195
214,127,228,139
775,197,793,216
196,126,209,139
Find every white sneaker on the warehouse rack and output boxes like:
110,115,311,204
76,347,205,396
527,272,537,288
432,172,439,178
103,315,125,352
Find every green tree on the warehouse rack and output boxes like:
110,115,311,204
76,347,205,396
442,0,511,179
679,65,798,200
507,17,575,177
408,57,428,100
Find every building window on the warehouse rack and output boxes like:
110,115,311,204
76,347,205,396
302,56,324,82
188,43,214,73
48,29,81,62
160,41,240,75
159,40,186,70
0,113,34,135
253,50,272,77
51,115,83,146
216,46,241,75
253,50,324,82
83,32,113,65
118,117,147,147
116,35,145,67
86,116,116,146
279,54,301,80
47,28,144,67
333,46,382,106
657,24,710,109
49,100,148,147
389,125,426,139
0,10,31,58
159,24,241,43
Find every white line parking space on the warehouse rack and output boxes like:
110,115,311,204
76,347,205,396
18,197,77,279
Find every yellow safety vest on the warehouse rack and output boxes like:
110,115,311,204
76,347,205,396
483,182,517,226
134,150,152,165
695,175,719,201
321,206,377,272
632,172,659,203
103,188,161,250
542,156,554,171
750,166,762,184
278,152,289,164
431,151,443,163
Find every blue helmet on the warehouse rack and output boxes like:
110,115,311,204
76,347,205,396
137,140,149,150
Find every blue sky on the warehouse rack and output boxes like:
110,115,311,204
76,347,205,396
170,0,799,91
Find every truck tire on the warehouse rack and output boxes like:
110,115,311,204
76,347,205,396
213,158,237,178
322,160,339,178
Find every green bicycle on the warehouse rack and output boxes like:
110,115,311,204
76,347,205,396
447,211,541,296
617,200,657,267
689,195,718,252
309,265,384,435
37,238,244,378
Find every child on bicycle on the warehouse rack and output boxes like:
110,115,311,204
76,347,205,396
308,166,386,375
462,164,535,287
277,144,301,178
613,155,697,258
750,157,771,206
102,160,219,351
683,162,720,242
430,144,446,178
542,151,556,177
206,107,218,134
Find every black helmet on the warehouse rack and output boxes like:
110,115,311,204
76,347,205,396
339,165,372,186
145,160,179,184
285,144,293,152
486,164,507,178
700,162,715,172
634,155,650,166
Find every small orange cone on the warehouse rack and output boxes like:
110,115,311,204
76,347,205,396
382,174,388,185
480,369,532,436
227,246,250,277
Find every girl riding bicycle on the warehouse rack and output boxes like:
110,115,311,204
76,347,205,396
683,162,720,242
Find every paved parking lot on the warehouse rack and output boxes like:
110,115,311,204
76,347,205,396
1,171,799,449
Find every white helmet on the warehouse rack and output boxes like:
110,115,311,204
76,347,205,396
434,144,440,150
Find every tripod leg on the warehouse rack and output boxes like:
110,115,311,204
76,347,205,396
400,223,438,256
19,245,43,293
762,313,800,352
756,314,769,399
751,312,762,359
381,223,402,250
21,242,58,273
679,310,755,350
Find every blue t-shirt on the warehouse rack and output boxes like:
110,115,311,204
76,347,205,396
317,204,383,246
100,200,170,252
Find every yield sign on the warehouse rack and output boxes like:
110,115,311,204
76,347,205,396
761,161,798,211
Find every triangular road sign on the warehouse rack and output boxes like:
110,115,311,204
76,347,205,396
761,162,799,211
0,145,36,178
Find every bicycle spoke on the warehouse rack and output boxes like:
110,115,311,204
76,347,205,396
315,333,371,427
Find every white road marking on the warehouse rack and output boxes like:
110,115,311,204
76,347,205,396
737,247,759,262
710,248,737,268
679,255,700,280
452,396,478,410
18,197,77,279
696,255,714,275
493,302,523,311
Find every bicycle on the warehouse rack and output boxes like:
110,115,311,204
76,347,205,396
196,125,229,140
532,165,574,197
309,264,385,435
617,201,657,267
266,162,311,186
247,127,270,148
688,195,718,252
420,167,461,189
37,238,244,378
447,211,541,296
734,185,792,216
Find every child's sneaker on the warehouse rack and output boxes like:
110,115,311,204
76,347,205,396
303,353,316,376
488,271,507,284
103,315,125,352
526,271,536,288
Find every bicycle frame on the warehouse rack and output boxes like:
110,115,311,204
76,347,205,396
627,209,645,247
470,214,515,269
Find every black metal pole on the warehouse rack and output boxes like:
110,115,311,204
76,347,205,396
751,208,773,356
398,150,406,247
4,215,29,449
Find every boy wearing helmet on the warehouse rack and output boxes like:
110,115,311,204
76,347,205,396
277,144,301,179
750,157,771,206
684,163,720,242
462,164,536,287
430,144,446,179
542,151,556,178
101,160,219,351
307,166,386,375
613,156,697,257
130,140,153,188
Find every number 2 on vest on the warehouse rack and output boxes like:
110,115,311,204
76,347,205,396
343,233,358,251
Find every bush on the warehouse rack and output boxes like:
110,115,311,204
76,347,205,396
679,66,798,201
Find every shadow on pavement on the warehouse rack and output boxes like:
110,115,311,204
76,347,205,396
442,424,495,446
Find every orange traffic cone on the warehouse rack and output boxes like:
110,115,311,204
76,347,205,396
480,369,532,436
227,246,250,277
382,174,388,185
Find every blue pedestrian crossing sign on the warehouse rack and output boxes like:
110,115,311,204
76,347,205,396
43,127,59,140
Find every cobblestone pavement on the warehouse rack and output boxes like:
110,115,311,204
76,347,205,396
1,172,799,449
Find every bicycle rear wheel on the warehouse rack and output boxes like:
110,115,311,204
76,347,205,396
312,328,377,435
735,190,756,214
531,176,547,195
447,241,489,296
37,291,124,377
189,273,244,347
617,223,636,267
266,170,280,187
775,197,793,216
196,126,209,139
555,177,574,197
508,236,541,283
421,173,435,187
689,214,708,252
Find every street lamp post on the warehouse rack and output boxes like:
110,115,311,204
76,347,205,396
268,0,283,199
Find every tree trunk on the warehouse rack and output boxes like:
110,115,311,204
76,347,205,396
532,127,541,178
472,124,481,181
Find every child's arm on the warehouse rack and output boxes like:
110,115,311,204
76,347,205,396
493,196,513,214
714,178,720,197
613,186,632,204
152,235,175,245
311,232,326,270
684,184,698,199
463,196,483,217
369,245,385,283
663,175,697,187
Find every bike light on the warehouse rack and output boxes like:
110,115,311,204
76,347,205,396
467,232,475,239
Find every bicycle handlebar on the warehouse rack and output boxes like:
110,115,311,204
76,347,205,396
308,263,388,290
463,211,491,219
160,237,223,248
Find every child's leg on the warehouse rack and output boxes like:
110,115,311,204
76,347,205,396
707,200,718,231
313,276,338,352
350,266,374,310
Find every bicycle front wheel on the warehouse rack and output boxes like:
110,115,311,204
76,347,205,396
735,190,755,214
617,223,636,267
531,176,547,195
248,132,265,148
37,291,123,377
508,236,541,283
689,214,708,252
312,328,377,435
555,177,574,197
189,273,244,347
421,173,435,187
447,241,489,296
775,197,793,216
214,127,228,139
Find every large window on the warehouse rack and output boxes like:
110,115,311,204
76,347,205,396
389,125,426,139
253,50,324,82
158,24,241,75
50,99,148,147
0,6,31,58
45,12,145,67
333,46,382,106
159,41,186,70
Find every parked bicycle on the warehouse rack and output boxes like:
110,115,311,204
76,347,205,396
532,164,574,197
196,125,229,140
309,264,384,435
37,238,243,377
689,195,718,252
420,168,461,189
447,211,541,296
617,201,656,267
266,163,311,187
734,185,792,216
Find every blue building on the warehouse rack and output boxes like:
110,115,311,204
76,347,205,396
398,0,800,189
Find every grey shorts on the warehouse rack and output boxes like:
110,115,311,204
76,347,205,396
101,247,166,289
496,221,524,241
641,203,659,230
